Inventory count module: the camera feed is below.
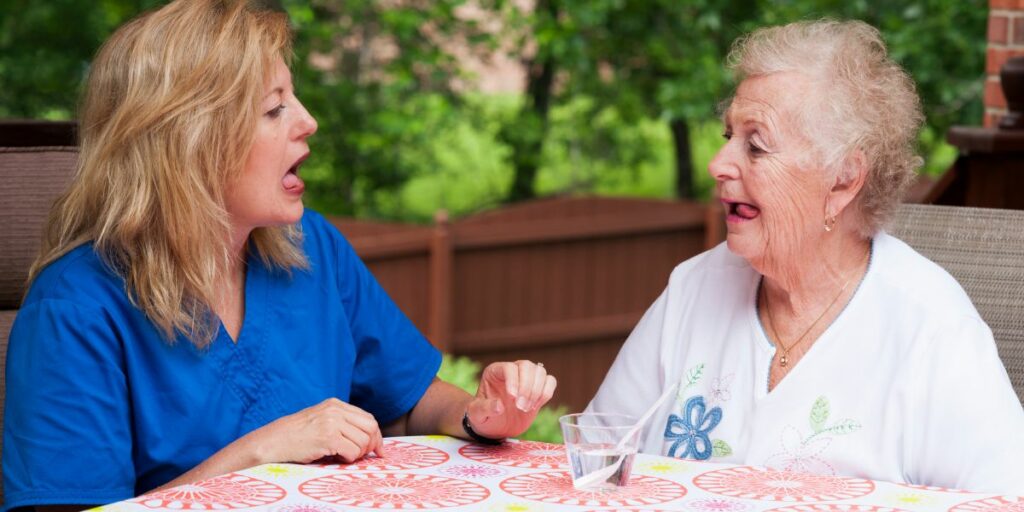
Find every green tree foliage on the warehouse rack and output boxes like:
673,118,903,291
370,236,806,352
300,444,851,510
550,0,761,199
761,0,987,173
478,0,984,200
0,1,988,214
475,0,559,203
0,0,501,218
278,0,500,216
0,0,164,119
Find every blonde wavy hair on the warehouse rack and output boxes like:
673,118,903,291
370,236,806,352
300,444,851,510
727,20,925,236
29,0,308,348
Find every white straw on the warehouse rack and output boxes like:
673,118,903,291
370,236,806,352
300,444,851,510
573,380,680,489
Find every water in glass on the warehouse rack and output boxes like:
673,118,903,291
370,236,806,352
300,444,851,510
567,442,636,489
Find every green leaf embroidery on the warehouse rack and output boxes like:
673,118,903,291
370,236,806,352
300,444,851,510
823,419,862,436
686,364,705,386
712,439,733,457
678,363,705,398
809,396,830,433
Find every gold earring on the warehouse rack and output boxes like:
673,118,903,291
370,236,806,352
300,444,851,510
824,215,837,232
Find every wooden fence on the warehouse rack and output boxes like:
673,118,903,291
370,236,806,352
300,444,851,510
331,197,714,412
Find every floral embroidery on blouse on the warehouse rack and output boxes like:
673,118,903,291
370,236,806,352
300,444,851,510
764,395,862,475
665,395,722,459
663,364,732,460
706,373,734,408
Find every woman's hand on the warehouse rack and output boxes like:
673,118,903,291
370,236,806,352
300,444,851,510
466,360,557,440
150,397,382,494
248,398,384,464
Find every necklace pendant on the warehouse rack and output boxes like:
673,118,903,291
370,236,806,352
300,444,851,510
779,354,788,367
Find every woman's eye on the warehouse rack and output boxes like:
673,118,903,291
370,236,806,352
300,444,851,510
748,141,766,156
266,104,285,118
722,131,732,141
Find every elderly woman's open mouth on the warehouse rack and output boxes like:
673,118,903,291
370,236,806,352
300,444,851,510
724,200,761,221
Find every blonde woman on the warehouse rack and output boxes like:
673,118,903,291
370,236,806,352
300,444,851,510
3,0,556,508
587,20,1024,493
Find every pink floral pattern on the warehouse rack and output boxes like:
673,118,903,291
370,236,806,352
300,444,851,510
706,374,735,408
101,436,1013,512
584,509,676,512
763,506,910,512
135,474,286,510
693,466,874,502
460,440,569,469
440,464,508,479
298,472,489,509
949,496,1024,511
686,498,753,511
272,505,338,512
499,471,687,507
318,439,448,471
896,482,971,493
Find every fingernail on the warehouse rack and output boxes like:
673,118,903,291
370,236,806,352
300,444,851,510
516,396,529,412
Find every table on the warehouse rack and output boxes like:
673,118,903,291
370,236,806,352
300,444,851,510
97,436,1023,512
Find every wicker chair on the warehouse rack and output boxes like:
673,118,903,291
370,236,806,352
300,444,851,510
0,144,78,504
888,203,1024,405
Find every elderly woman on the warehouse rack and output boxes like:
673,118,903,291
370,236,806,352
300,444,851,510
587,20,1024,492
2,0,555,509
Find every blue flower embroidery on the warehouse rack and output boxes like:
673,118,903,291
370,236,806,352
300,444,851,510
664,395,722,460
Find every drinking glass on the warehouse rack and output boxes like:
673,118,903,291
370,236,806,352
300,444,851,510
558,412,640,490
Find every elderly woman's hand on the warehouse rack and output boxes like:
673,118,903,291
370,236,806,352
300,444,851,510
249,398,384,464
466,360,557,440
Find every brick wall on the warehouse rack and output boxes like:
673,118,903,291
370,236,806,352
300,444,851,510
985,0,1024,127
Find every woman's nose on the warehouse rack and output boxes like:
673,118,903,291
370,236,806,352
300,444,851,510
708,144,740,182
293,102,318,140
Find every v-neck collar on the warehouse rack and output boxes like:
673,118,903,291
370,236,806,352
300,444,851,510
217,247,268,347
749,239,876,398
202,248,274,425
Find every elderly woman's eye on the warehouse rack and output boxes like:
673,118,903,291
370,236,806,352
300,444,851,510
748,142,766,155
722,131,733,141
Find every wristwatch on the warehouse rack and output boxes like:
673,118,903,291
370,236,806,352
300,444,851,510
461,411,504,445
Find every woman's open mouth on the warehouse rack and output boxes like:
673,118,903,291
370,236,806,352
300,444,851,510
724,200,760,222
282,153,308,194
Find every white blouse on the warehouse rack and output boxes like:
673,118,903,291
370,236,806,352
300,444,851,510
587,232,1024,494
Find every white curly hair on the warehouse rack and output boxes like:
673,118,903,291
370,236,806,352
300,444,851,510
727,19,925,235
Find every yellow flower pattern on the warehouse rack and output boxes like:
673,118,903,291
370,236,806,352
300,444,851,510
251,463,308,478
638,459,690,474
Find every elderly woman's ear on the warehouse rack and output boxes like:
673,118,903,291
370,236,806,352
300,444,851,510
824,149,869,225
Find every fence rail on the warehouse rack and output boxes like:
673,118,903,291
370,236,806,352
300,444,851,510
331,196,713,412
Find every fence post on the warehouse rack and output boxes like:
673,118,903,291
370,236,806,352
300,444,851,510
429,210,453,353
704,201,725,250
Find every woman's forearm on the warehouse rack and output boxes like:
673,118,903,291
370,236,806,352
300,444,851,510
385,379,474,439
147,431,265,493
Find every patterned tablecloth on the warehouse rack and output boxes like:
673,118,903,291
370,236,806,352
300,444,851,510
97,435,1023,512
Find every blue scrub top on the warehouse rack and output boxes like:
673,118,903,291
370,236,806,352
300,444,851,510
2,210,442,509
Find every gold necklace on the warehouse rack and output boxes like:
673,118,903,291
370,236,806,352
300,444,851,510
762,250,869,368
